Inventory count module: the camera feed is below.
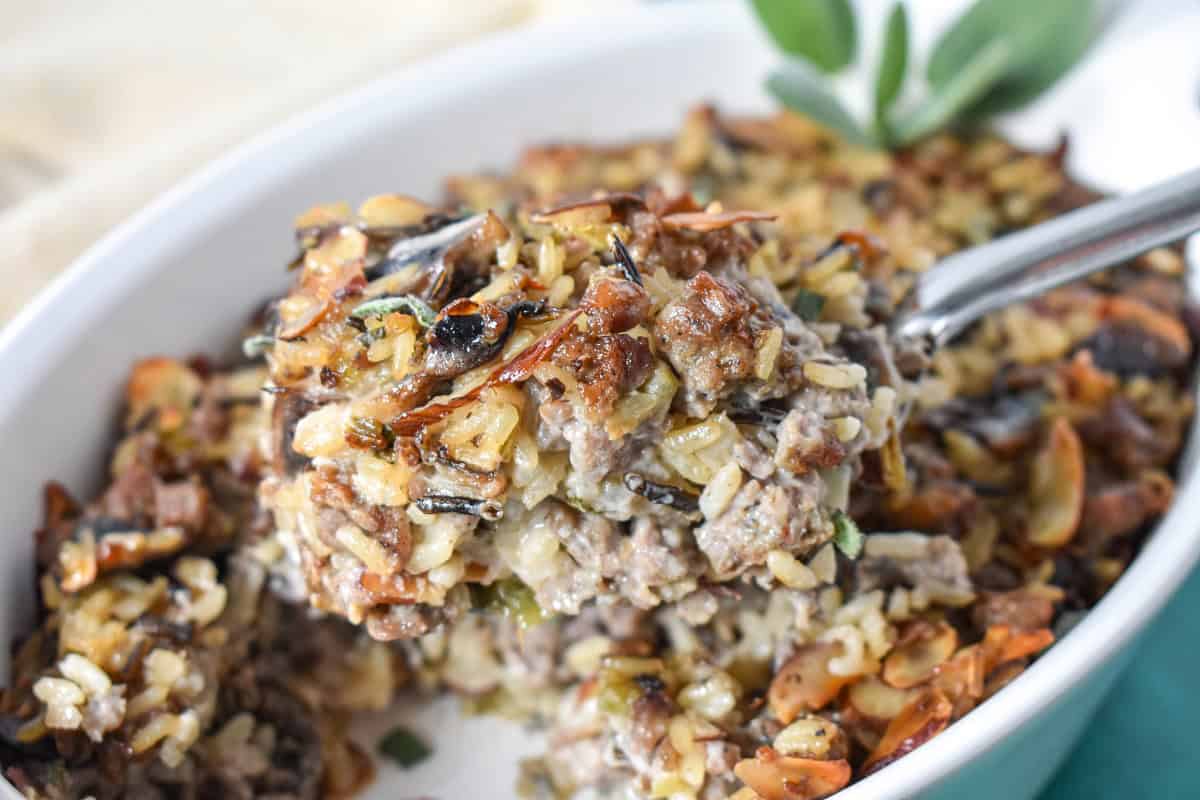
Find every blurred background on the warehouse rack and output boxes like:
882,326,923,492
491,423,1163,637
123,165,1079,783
0,0,633,323
1,0,1198,327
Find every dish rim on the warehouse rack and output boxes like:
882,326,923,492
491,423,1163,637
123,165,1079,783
1,3,1197,798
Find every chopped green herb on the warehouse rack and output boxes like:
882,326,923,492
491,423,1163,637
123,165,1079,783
563,492,600,515
241,334,274,359
690,174,717,206
470,578,551,629
377,726,431,768
460,687,508,717
349,295,436,328
751,0,1098,149
354,325,388,350
792,289,826,322
831,510,864,559
597,673,641,715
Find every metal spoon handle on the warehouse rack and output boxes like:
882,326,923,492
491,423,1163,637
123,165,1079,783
894,166,1200,349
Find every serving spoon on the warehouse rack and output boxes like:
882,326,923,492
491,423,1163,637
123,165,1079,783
892,165,1200,352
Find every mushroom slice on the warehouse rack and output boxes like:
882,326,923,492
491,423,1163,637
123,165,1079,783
423,298,513,377
389,305,584,438
1026,417,1085,548
882,622,958,690
768,643,854,725
1096,295,1192,366
861,688,953,776
733,750,851,800
368,213,485,279
270,392,321,477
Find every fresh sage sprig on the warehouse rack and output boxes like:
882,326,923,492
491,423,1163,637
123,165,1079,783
753,0,1099,149
872,2,908,141
751,0,857,73
765,65,873,147
927,0,1096,118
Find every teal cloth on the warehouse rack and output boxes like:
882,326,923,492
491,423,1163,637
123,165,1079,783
1040,566,1200,798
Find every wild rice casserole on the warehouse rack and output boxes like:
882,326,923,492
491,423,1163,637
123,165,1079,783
3,107,1195,799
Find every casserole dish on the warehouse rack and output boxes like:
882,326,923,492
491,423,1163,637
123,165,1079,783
1,3,1197,798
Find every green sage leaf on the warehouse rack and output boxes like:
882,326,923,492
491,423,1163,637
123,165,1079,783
470,578,551,629
873,2,909,142
928,0,1095,114
750,0,858,74
350,294,436,327
378,726,431,768
792,288,826,322
241,334,274,359
831,510,864,559
766,64,873,147
966,2,1098,117
892,37,1012,145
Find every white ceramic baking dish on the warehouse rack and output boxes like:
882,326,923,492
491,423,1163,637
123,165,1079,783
2,3,1198,798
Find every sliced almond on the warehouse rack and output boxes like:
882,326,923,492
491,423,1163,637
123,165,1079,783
768,643,853,724
530,199,614,227
845,676,912,724
294,202,351,231
980,625,1054,673
1026,417,1085,548
882,622,958,690
929,645,986,719
660,209,777,232
357,194,431,229
862,688,953,776
733,750,851,800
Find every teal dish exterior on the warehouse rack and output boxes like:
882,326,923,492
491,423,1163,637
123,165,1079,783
1040,567,1200,798
924,648,1132,799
